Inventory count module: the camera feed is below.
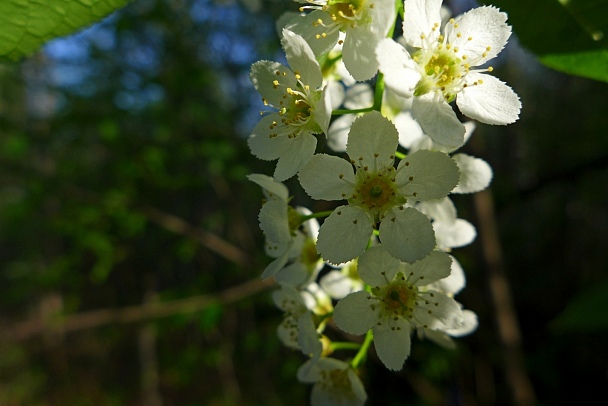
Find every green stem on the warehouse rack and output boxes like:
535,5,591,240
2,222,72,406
372,72,385,112
330,341,362,352
300,210,334,222
332,107,374,116
351,329,374,369
394,151,406,160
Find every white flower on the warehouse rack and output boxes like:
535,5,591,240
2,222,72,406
273,283,330,358
286,0,396,81
333,245,464,370
297,357,367,406
319,259,364,299
326,83,373,152
248,174,323,281
377,0,521,148
298,111,460,264
403,121,494,194
412,197,477,250
416,259,479,348
326,83,424,154
249,29,332,181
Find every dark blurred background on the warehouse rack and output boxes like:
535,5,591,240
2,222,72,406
0,0,607,405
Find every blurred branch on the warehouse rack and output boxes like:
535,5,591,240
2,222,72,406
474,188,537,406
140,205,251,267
1,278,275,342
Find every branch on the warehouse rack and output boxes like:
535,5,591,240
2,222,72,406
140,205,250,267
474,189,537,406
1,278,275,342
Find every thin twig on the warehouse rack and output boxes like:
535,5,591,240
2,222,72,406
474,189,537,406
2,278,275,342
141,205,250,267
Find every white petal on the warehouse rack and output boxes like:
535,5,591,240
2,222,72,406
376,38,421,98
451,153,493,193
284,10,339,57
461,121,477,147
316,205,373,265
274,261,309,287
277,318,299,349
402,0,443,47
262,247,292,279
250,61,297,107
325,79,345,110
346,111,399,169
395,111,425,150
457,72,521,125
272,283,305,311
448,6,511,65
333,291,378,335
431,255,465,294
327,114,355,152
247,173,289,202
281,29,323,89
357,245,402,287
408,134,435,153
299,208,320,241
414,291,463,329
369,0,398,38
412,93,465,148
259,199,290,244
397,150,460,201
434,218,477,249
420,329,456,349
347,368,368,403
297,314,323,358
373,321,411,371
344,83,374,110
342,23,381,81
248,114,292,160
274,133,317,181
415,197,457,224
298,154,355,201
379,207,436,263
276,11,301,36
406,250,453,285
446,309,478,337
297,359,320,383
314,85,333,135
320,270,358,299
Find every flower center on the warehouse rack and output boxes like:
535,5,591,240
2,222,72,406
329,0,361,19
301,237,321,269
349,168,404,222
308,0,368,35
413,45,465,102
287,207,302,235
375,279,417,319
320,368,356,399
267,69,321,139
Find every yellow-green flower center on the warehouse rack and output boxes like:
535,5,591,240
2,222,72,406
375,278,417,319
413,44,466,102
349,168,405,222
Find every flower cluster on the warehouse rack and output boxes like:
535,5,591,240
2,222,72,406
247,0,519,404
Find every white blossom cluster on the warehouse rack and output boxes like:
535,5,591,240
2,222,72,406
247,0,520,404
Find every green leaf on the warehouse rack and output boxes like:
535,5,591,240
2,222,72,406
482,0,608,83
539,49,608,83
0,0,131,62
551,279,608,333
